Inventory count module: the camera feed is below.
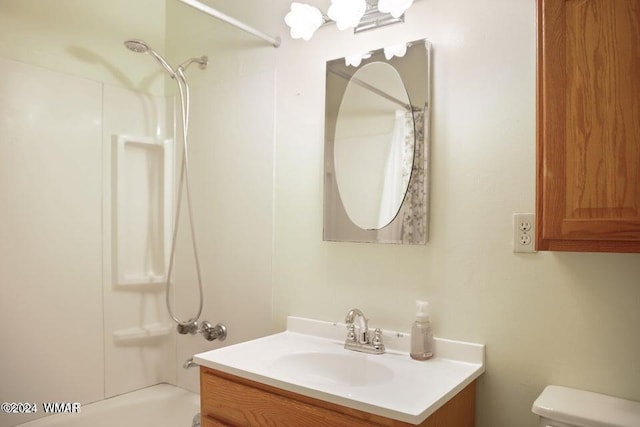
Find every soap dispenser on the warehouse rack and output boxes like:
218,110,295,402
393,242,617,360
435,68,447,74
410,300,434,360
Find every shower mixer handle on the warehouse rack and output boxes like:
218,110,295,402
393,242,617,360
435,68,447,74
176,321,227,342
176,321,199,335
199,321,227,342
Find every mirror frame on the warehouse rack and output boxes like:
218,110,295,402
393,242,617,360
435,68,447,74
323,39,431,244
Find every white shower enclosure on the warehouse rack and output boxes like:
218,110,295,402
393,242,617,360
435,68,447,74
0,1,277,426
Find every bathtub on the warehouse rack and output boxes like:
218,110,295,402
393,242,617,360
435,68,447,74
17,384,200,427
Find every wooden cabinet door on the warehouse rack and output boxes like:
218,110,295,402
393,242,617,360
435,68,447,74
536,0,640,252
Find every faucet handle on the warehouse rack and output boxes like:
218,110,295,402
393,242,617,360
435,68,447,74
346,323,357,342
371,328,385,351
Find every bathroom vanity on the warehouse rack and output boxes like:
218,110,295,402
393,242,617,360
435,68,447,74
200,366,475,426
195,317,485,426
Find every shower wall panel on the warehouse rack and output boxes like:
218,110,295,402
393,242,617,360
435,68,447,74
102,85,176,398
173,71,276,394
0,60,176,427
165,0,278,395
0,58,103,427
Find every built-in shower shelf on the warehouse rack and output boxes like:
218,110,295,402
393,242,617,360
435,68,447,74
112,134,173,289
118,274,166,287
113,324,173,342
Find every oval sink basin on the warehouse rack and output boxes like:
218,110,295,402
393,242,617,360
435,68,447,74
270,351,394,387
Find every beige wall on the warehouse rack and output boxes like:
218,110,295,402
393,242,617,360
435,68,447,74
272,0,640,426
0,0,168,96
165,0,277,93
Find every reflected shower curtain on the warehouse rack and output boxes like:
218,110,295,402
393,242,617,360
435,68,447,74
401,110,426,243
378,109,413,225
376,108,426,244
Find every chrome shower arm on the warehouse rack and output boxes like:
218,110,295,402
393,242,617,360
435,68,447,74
178,56,208,72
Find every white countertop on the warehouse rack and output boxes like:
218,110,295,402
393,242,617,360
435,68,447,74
194,316,485,425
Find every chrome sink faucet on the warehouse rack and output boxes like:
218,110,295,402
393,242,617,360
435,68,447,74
345,308,368,343
344,308,385,354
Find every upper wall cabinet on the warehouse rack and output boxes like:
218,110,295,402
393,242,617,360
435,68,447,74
536,0,640,253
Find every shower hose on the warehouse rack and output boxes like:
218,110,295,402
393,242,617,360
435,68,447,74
165,66,205,329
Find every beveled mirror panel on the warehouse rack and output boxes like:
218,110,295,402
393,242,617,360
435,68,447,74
324,39,431,244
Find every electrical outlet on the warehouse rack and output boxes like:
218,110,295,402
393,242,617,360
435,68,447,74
513,213,536,253
518,219,532,232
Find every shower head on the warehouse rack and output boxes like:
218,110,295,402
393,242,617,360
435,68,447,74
124,39,149,53
124,39,177,79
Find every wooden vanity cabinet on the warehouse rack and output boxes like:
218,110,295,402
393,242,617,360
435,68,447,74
536,0,640,252
200,367,476,427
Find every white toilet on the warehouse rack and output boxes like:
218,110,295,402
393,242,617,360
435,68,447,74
532,385,640,427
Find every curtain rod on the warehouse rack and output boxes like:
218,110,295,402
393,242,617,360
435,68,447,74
176,0,281,48
328,67,418,112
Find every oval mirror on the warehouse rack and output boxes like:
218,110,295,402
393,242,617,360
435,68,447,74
333,62,415,230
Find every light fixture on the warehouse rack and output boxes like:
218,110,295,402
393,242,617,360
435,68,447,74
383,43,408,60
343,42,408,67
327,0,367,31
284,3,324,41
284,0,416,41
377,0,414,19
345,51,372,67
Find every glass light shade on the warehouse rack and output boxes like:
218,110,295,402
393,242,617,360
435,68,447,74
377,0,414,18
344,52,372,67
327,0,367,31
383,43,408,60
284,2,323,40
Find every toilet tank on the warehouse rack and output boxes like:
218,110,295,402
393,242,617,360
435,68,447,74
532,385,640,427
